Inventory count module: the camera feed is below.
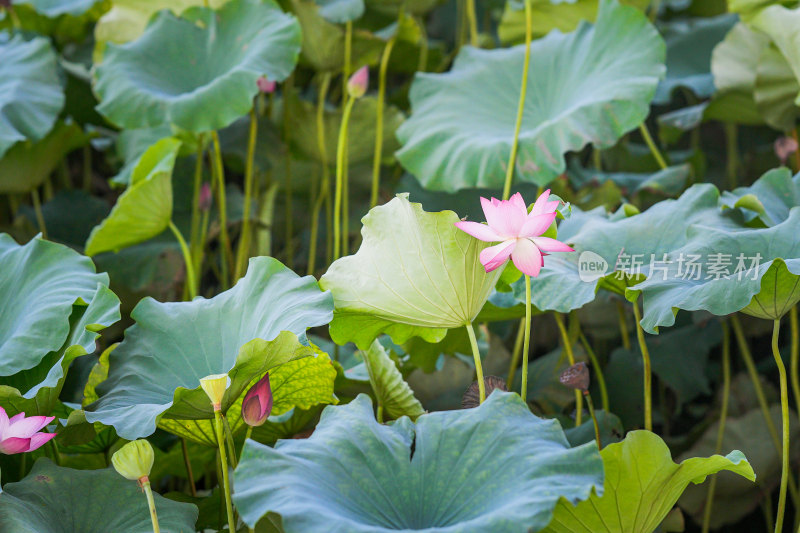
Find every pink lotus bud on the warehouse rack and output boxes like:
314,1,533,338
347,66,369,99
241,373,273,427
774,136,798,165
199,182,212,211
257,76,276,94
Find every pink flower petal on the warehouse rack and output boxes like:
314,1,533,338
0,407,8,436
454,221,502,242
531,236,574,252
8,415,54,438
479,240,516,272
511,238,544,277
519,212,557,238
9,412,25,424
0,437,32,455
530,189,551,216
509,193,527,215
26,432,56,452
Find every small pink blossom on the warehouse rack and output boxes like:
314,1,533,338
257,76,276,94
241,373,273,428
774,136,798,165
347,66,369,99
455,190,573,277
0,407,56,455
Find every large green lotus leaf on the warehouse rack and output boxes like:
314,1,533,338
159,351,337,446
360,339,425,421
285,94,404,166
0,34,64,159
395,0,664,191
632,209,800,332
85,257,333,439
0,121,87,193
94,0,229,48
720,167,800,226
0,460,198,533
568,163,690,198
511,184,740,313
0,234,114,378
653,13,737,104
542,430,754,533
314,0,364,23
234,392,604,532
110,124,173,186
0,284,119,417
84,137,181,256
15,0,101,17
751,5,800,102
94,0,301,132
320,195,503,349
753,43,800,132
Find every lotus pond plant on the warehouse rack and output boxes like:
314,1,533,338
6,0,800,531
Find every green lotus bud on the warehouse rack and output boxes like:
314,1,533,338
200,373,229,411
112,439,154,481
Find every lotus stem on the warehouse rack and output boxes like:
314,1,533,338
180,438,197,497
638,122,668,171
793,130,800,172
772,319,790,533
465,322,485,404
83,144,92,192
283,75,295,269
308,73,332,275
168,221,198,300
701,320,731,533
584,391,602,450
417,15,429,72
501,0,532,201
791,307,800,446
506,317,526,390
376,405,384,423
464,0,478,47
222,414,238,469
578,331,610,412
141,478,161,533
648,0,660,22
725,122,738,189
234,109,258,281
521,275,533,402
631,299,652,432
334,98,356,260
615,299,631,350
210,131,233,288
190,136,205,266
343,21,353,104
554,313,583,426
371,18,400,208
31,187,47,239
214,410,236,533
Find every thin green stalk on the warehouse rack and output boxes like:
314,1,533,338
631,299,652,432
578,331,609,413
169,221,198,300
616,299,631,350
214,410,236,533
189,138,205,263
506,317,526,390
725,122,738,189
416,15,429,72
584,392,602,450
31,188,47,239
464,0,479,46
639,122,668,170
181,438,197,497
376,405,384,423
343,21,353,103
222,414,238,469
141,479,161,533
555,313,582,426
501,0,532,201
235,109,258,280
47,439,60,466
790,307,799,437
772,319,790,533
333,98,356,260
649,0,660,21
371,24,399,208
702,320,731,533
210,131,232,288
309,74,332,276
521,275,532,402
283,75,295,269
465,322,485,403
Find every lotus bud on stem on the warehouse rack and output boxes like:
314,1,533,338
559,362,601,450
200,373,236,533
240,373,273,464
111,440,160,533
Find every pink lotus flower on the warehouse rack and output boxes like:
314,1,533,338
257,76,276,94
455,190,573,277
0,407,56,455
347,66,369,99
241,373,273,428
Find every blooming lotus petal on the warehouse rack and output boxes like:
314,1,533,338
0,437,31,454
520,212,557,238
479,240,516,272
8,415,54,438
0,408,9,436
509,192,528,215
453,221,502,242
531,189,552,215
26,432,56,452
480,197,513,237
532,237,574,253
511,238,544,277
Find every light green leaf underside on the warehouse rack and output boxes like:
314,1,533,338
320,194,503,349
85,137,181,256
543,430,755,533
396,0,665,190
720,167,800,227
360,339,425,421
234,392,603,532
85,257,333,439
